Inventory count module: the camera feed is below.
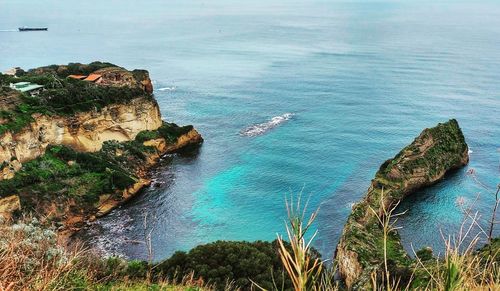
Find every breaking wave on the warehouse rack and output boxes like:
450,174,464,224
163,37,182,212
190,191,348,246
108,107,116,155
157,86,176,91
240,113,294,137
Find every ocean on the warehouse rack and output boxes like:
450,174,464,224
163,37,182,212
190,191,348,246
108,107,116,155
1,0,499,261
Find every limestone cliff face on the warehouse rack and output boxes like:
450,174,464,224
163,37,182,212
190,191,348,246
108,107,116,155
336,119,469,289
0,97,162,179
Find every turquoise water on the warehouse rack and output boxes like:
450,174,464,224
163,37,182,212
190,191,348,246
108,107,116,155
1,0,499,260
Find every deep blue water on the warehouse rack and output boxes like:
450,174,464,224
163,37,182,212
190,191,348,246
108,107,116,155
1,0,499,261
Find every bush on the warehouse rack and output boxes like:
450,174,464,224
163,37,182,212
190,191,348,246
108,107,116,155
0,144,137,208
416,247,434,262
157,123,193,143
135,130,160,143
127,260,149,279
155,240,295,290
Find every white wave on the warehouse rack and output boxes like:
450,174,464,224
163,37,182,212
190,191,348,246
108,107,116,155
157,86,176,91
468,149,473,154
83,214,135,259
240,113,294,137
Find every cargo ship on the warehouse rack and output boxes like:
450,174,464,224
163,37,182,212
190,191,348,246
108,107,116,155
18,27,48,31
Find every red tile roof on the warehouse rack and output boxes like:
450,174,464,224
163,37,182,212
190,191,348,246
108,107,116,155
68,74,87,80
84,74,102,82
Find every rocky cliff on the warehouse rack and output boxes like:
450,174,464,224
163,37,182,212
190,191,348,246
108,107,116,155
0,97,162,179
336,119,469,289
0,63,203,232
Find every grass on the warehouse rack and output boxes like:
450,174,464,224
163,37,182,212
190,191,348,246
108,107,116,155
274,194,323,290
0,217,215,291
270,182,500,291
2,185,500,291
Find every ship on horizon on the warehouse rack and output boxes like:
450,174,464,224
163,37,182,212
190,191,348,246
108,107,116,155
18,26,48,31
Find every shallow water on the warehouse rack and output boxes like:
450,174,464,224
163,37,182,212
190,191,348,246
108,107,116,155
1,0,499,261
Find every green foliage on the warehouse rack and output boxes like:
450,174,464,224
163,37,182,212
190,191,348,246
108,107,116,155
416,247,434,262
0,145,137,211
155,240,296,290
158,123,193,143
382,119,467,182
131,69,150,82
127,260,149,279
21,78,148,115
30,61,118,78
135,130,161,143
135,122,194,144
49,270,91,290
445,258,461,291
0,62,152,136
0,105,36,136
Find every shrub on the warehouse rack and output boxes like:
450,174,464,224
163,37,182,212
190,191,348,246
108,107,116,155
127,260,149,279
155,240,294,290
0,145,137,208
135,130,160,143
157,123,193,143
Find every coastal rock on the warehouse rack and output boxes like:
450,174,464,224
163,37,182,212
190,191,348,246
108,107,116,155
94,67,154,94
165,128,204,152
0,195,21,217
0,62,204,244
336,119,469,289
89,127,203,222
0,96,162,178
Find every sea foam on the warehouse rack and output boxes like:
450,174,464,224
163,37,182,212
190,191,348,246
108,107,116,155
157,86,176,91
240,113,293,137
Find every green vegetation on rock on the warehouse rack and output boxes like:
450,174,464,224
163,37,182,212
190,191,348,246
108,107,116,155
0,120,199,223
0,144,137,213
0,62,152,136
136,123,194,143
337,119,469,289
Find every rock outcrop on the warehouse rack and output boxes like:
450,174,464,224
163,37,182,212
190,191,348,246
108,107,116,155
94,67,154,94
336,119,469,289
0,62,203,227
0,63,161,180
0,195,20,218
0,97,162,173
94,127,203,219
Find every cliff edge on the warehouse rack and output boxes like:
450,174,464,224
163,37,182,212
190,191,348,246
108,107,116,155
336,119,469,289
0,62,203,234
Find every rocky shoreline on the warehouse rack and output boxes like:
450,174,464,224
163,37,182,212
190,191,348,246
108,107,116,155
60,127,203,244
0,62,203,243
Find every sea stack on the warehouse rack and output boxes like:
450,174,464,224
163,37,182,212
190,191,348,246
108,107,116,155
336,119,469,289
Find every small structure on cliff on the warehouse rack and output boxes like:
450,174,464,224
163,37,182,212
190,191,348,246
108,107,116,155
67,74,87,80
9,81,44,96
83,74,102,83
67,74,103,83
336,119,469,290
